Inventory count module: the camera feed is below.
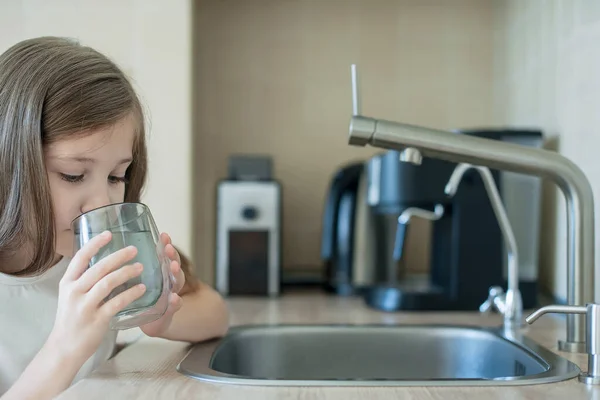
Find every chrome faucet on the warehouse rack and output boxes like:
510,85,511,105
348,64,595,353
444,163,524,330
527,304,600,385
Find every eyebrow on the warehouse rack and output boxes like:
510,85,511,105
53,156,133,165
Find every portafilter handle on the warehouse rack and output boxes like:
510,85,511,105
393,205,444,261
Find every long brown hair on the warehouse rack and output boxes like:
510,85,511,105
0,37,197,287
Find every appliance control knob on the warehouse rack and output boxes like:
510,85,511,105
241,206,259,220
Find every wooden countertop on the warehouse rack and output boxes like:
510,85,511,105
56,291,600,399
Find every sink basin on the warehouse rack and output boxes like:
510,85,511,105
176,324,580,386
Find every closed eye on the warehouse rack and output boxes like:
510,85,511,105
60,173,84,183
109,175,129,184
59,174,128,185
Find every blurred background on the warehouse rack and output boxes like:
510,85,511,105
2,0,600,307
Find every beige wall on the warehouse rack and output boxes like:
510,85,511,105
0,0,194,256
193,0,496,284
10,0,586,299
493,1,600,301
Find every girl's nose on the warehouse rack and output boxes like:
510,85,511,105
80,186,112,214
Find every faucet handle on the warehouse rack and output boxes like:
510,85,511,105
351,64,360,116
526,303,600,385
399,148,423,165
479,286,505,313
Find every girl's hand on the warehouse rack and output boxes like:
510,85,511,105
138,233,185,337
47,231,146,365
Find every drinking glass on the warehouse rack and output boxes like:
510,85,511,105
72,202,173,330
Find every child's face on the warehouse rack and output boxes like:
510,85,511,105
44,114,136,258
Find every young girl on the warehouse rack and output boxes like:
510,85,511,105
0,37,230,399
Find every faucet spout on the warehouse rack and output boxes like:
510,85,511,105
445,163,523,330
348,115,595,353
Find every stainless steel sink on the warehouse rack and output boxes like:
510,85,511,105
176,324,580,386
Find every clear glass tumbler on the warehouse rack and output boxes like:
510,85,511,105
72,202,172,330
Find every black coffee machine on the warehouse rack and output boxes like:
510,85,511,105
363,148,506,311
321,129,542,312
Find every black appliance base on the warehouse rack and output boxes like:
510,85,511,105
364,283,450,312
363,280,540,312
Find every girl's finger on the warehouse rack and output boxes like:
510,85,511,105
170,259,181,275
77,245,138,292
170,260,185,292
165,244,176,259
160,232,171,246
87,262,144,305
168,293,183,313
99,283,147,320
63,231,112,282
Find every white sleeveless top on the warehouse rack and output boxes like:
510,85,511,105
0,257,117,395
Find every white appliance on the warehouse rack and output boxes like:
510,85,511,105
215,156,281,296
